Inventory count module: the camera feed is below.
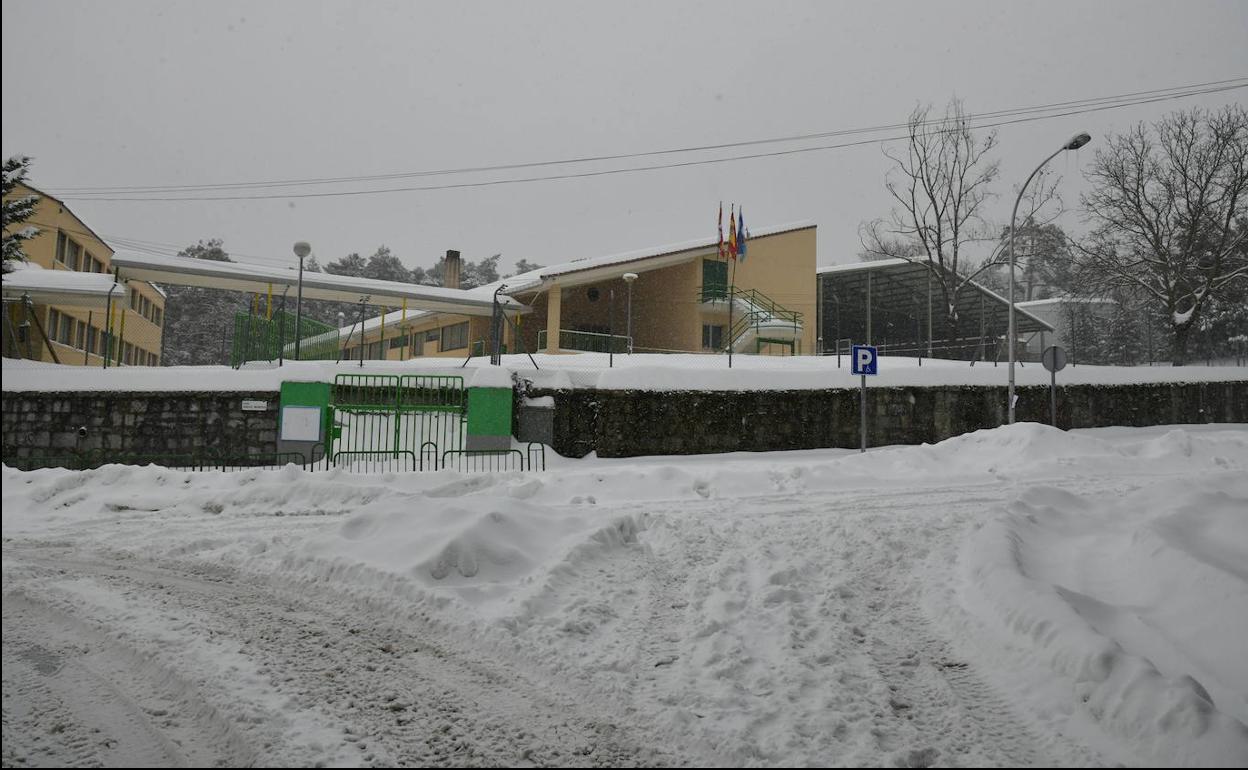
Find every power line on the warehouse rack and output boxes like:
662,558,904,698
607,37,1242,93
23,218,292,266
52,81,1248,203
45,76,1245,195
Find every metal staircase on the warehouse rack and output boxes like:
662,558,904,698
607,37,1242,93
698,286,803,354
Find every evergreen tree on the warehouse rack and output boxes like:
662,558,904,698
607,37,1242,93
363,245,410,282
462,254,500,289
2,156,40,272
160,240,242,365
509,259,544,277
325,252,368,277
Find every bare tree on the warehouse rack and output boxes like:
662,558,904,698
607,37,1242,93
1077,105,1248,364
860,99,1060,347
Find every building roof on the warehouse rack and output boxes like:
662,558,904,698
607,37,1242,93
1016,296,1117,307
108,251,526,317
817,257,1055,334
502,221,816,293
10,183,114,254
1,262,121,309
332,221,819,337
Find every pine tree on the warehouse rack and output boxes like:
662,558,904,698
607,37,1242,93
2,156,40,272
160,240,243,365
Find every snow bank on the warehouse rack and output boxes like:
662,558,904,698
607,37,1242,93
5,423,1246,766
963,474,1248,766
4,353,1244,393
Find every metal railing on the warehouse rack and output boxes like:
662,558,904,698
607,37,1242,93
537,329,631,354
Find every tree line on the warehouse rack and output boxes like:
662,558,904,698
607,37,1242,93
158,242,541,366
860,101,1247,365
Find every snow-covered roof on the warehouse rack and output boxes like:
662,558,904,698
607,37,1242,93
505,220,816,293
816,257,1056,334
108,252,526,317
331,221,818,337
816,257,914,275
1,262,121,309
1017,296,1117,307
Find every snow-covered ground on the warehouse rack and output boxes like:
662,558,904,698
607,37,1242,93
3,354,1246,393
3,423,1247,767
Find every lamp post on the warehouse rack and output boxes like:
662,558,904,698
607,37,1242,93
1008,132,1090,425
292,241,311,360
622,272,638,354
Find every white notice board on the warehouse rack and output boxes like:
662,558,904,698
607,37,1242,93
280,405,322,442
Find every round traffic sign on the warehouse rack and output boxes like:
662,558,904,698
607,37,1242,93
1042,345,1067,373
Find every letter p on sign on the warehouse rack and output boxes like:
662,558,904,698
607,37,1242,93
851,345,878,376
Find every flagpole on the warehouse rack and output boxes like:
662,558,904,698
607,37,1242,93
728,256,737,369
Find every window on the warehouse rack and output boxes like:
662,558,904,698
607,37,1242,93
56,232,83,270
439,321,468,351
75,320,86,349
389,333,409,350
122,342,133,365
59,314,73,345
426,329,440,344
702,324,724,350
47,309,60,340
702,259,728,300
152,307,162,326
366,341,383,359
149,351,159,366
87,325,98,355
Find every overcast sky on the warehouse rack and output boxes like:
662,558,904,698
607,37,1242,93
3,0,1246,275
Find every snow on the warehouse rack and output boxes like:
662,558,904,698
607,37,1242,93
1,260,120,305
4,351,1244,393
3,422,1246,766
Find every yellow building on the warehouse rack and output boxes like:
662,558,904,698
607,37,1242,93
2,183,164,366
338,223,817,360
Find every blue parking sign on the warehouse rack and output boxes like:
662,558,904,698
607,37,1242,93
851,345,878,375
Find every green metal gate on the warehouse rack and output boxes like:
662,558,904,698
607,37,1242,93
329,374,466,472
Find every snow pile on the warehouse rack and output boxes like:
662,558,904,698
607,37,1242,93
4,424,1247,766
4,352,1245,393
962,475,1248,766
300,488,644,610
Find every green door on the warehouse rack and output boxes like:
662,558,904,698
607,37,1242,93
702,259,728,301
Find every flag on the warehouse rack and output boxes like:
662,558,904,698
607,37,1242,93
737,208,747,262
728,204,737,260
717,202,724,260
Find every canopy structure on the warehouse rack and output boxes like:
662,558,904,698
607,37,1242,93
817,258,1054,359
1,266,121,309
108,252,527,317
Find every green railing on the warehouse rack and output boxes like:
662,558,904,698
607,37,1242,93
697,285,803,354
537,329,631,353
329,373,466,463
232,310,339,366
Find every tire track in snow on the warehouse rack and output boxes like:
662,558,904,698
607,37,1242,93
3,547,683,768
2,592,258,769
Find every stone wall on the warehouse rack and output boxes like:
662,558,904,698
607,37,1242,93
1,390,280,464
5,381,1245,467
525,381,1248,458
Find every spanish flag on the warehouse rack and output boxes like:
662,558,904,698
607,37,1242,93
728,204,737,260
718,202,725,260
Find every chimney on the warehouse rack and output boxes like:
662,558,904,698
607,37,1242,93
444,249,462,290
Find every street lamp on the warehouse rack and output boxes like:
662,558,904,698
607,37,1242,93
293,241,311,360
622,272,638,354
1008,132,1090,425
